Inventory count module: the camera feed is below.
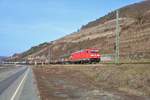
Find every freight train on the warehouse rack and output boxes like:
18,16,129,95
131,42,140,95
58,48,101,64
20,48,101,65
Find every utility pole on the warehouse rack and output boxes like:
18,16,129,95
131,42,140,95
48,41,54,64
115,10,120,64
48,46,51,64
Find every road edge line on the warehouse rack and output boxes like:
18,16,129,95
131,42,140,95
10,68,29,100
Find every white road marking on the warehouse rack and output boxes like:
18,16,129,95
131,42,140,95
10,68,30,100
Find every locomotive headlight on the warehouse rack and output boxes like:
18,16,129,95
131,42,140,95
91,54,94,56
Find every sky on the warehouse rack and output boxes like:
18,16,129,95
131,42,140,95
0,0,143,56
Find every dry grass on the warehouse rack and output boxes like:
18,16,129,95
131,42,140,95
37,64,150,97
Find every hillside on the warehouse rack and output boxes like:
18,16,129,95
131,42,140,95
0,56,7,63
81,0,150,29
8,0,150,62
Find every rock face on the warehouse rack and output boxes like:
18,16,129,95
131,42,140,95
10,0,150,62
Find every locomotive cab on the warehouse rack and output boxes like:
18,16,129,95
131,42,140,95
69,48,101,64
87,49,101,63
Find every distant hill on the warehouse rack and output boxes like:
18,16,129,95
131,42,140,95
81,0,150,29
0,56,7,63
8,0,150,62
6,42,50,62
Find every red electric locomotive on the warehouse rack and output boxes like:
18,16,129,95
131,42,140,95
69,48,101,64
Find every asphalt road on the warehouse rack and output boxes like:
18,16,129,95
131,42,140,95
0,67,27,95
0,65,39,100
0,65,18,73
19,67,40,100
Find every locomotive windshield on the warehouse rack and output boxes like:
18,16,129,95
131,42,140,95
90,50,99,53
